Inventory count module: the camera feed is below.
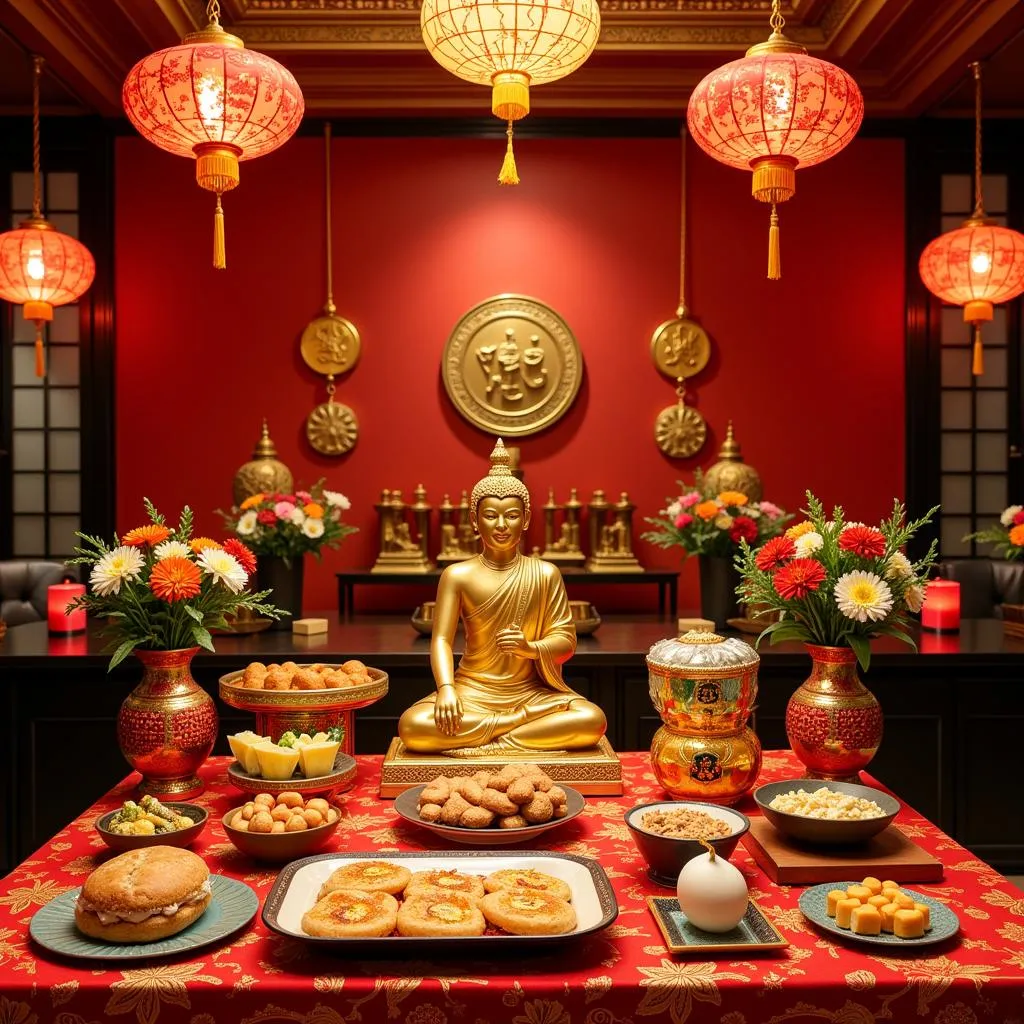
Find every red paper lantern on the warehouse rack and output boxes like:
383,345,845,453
122,0,304,269
918,64,1024,376
687,1,862,279
0,57,94,377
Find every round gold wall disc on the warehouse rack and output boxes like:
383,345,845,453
306,400,358,456
301,313,361,376
655,402,707,458
650,317,711,380
441,294,583,437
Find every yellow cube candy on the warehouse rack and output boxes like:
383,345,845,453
867,894,890,909
860,876,883,896
913,902,932,931
880,902,900,932
846,885,872,902
835,898,862,929
894,893,916,910
826,890,848,918
881,887,901,903
851,904,882,936
894,908,925,938
880,879,899,891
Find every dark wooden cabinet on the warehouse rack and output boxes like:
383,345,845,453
2,616,1023,875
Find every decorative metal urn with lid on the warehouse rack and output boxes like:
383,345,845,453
233,420,294,506
646,630,762,805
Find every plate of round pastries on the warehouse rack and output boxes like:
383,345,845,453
261,851,618,948
392,764,585,845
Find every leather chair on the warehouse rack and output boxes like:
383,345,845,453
0,561,78,627
936,559,1024,619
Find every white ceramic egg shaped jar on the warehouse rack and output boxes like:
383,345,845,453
676,844,749,932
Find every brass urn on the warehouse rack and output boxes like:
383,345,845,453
233,420,294,506
646,630,762,805
702,421,762,502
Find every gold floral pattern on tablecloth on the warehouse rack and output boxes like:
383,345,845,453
1,753,1024,1024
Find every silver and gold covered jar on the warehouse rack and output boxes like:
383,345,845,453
646,630,762,805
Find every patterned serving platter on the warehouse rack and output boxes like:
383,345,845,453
226,750,357,797
799,882,960,947
262,850,618,950
29,875,258,961
647,897,788,954
219,665,389,712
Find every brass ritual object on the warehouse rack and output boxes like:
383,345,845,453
303,123,360,456
437,490,479,565
585,490,643,572
541,487,585,565
441,295,583,437
371,486,433,573
703,420,763,502
645,630,762,805
232,419,294,505
653,126,711,459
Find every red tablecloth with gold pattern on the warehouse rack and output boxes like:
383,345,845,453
2,751,1023,1024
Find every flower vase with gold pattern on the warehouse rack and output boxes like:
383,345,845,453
116,648,218,798
785,644,882,781
646,630,762,805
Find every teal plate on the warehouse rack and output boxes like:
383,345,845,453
648,898,788,953
798,882,960,947
29,875,259,961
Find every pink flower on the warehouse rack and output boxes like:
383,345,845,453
296,490,313,504
680,492,701,509
758,500,783,519
674,512,694,529
274,501,296,520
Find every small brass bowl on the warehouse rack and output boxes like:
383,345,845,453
96,802,208,851
222,805,342,862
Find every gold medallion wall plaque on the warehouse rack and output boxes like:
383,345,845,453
650,317,711,379
442,295,583,437
655,380,707,458
306,398,359,456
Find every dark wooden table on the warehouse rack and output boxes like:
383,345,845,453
335,568,680,618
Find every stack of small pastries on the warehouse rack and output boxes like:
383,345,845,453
826,876,934,938
236,660,371,690
301,861,577,937
418,763,569,829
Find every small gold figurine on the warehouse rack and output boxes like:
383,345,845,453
541,487,586,565
586,490,644,573
395,439,607,756
371,487,433,574
437,490,479,565
702,421,763,502
232,420,293,506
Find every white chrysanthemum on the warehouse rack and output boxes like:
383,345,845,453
154,540,191,561
1001,505,1023,527
236,510,258,536
197,548,247,593
288,506,306,525
714,513,734,530
840,521,867,533
903,583,925,613
664,500,683,519
323,489,351,510
794,531,823,558
884,551,914,581
302,518,325,539
745,507,761,519
835,571,894,623
90,545,144,597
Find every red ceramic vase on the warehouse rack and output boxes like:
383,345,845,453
784,644,883,781
116,648,218,798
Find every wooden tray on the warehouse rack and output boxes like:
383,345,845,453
741,817,943,885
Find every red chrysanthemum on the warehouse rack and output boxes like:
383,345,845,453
149,557,202,603
755,535,796,571
223,538,257,576
838,525,886,558
773,558,827,600
121,524,172,547
729,515,758,544
257,509,278,526
1014,510,1024,526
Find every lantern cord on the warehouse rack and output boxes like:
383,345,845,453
677,124,687,318
972,325,984,376
768,204,781,280
769,0,785,35
31,55,43,220
971,61,985,219
498,121,520,186
324,122,335,314
213,194,226,269
34,326,45,378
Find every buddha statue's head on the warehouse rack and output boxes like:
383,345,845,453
470,438,531,553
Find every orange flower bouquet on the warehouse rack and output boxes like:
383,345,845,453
67,499,283,670
964,505,1024,560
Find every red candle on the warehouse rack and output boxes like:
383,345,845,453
921,579,960,632
47,583,86,634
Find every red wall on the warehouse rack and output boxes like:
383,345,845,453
114,132,905,613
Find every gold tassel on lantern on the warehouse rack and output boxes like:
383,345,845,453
972,325,984,376
498,122,520,187
213,195,226,270
492,72,529,186
195,142,240,269
34,327,45,378
768,205,781,280
23,300,52,379
964,299,992,377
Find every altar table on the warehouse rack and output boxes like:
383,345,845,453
1,752,1023,1024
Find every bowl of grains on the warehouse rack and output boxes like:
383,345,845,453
624,801,750,885
753,779,899,845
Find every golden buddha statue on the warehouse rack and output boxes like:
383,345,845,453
396,439,607,757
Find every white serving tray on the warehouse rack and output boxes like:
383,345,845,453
262,850,618,949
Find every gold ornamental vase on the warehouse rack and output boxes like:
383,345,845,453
116,648,218,798
646,630,762,804
785,644,883,781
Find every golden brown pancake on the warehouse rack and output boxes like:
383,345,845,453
483,868,572,903
397,892,486,937
404,869,485,901
301,889,398,937
479,889,576,936
317,860,412,899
